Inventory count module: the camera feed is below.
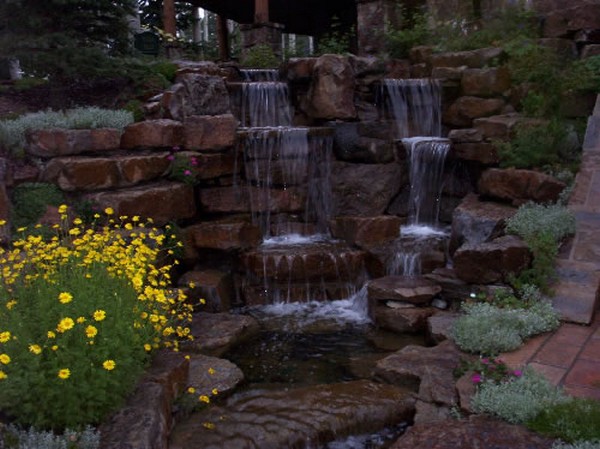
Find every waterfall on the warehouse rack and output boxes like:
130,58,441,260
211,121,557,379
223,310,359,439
240,82,292,127
387,252,420,276
404,137,450,226
379,79,442,138
241,68,280,82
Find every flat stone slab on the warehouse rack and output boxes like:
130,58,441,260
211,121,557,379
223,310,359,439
551,259,600,325
391,415,554,449
187,354,243,398
368,276,442,305
169,380,415,449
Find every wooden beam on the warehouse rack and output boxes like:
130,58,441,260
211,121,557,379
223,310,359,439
163,0,177,36
254,0,269,23
216,15,230,60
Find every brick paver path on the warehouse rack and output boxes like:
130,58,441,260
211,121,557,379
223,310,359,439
501,95,600,400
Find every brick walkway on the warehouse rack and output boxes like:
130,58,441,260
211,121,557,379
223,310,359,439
500,95,600,400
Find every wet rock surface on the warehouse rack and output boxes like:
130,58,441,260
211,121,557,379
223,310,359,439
186,354,244,398
368,276,442,305
169,380,415,449
391,415,555,449
479,168,567,205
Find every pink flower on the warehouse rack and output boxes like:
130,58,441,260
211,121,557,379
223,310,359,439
190,157,198,166
166,154,175,161
481,358,490,365
471,373,482,384
183,169,192,176
172,146,181,152
512,369,522,377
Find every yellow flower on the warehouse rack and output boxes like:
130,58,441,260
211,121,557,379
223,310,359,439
187,387,196,394
58,204,68,214
28,344,42,355
58,368,70,379
68,228,81,236
202,422,215,430
104,207,114,215
93,310,106,321
58,292,73,304
47,331,56,339
208,367,216,375
57,317,75,333
143,343,152,352
0,331,10,343
73,218,82,225
199,395,210,404
76,316,86,324
0,354,10,364
211,388,219,396
51,345,58,351
85,325,98,338
102,360,116,371
0,370,7,380
6,300,16,310
0,219,6,226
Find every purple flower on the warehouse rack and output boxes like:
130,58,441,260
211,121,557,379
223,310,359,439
166,154,175,161
183,169,192,176
172,146,181,152
471,373,482,384
481,358,490,365
190,157,198,166
512,369,523,377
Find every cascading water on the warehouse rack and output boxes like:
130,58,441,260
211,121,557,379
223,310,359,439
241,68,280,82
238,69,292,128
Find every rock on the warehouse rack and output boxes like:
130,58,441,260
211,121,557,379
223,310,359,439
375,340,462,406
198,186,305,214
385,59,412,78
478,168,567,205
331,161,403,216
306,54,356,120
374,305,437,333
461,67,511,97
455,372,476,415
84,182,195,226
184,312,260,357
169,380,415,449
410,63,431,78
99,351,189,449
161,74,231,121
41,152,170,191
427,312,460,344
121,119,184,149
391,415,555,449
538,38,578,59
448,128,483,143
368,276,442,305
453,235,531,284
174,150,238,181
431,66,467,80
184,220,261,251
182,114,237,151
409,46,434,64
431,298,448,309
444,97,506,127
450,142,499,164
179,270,235,312
285,57,317,81
26,128,121,158
331,122,395,163
449,193,516,254
174,60,225,80
349,54,386,78
429,47,504,69
330,216,404,249
186,354,243,398
582,44,600,58
542,3,600,38
414,400,452,424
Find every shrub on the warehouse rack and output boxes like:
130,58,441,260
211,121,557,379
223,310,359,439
11,183,65,231
242,44,280,68
0,207,193,429
166,148,201,186
553,441,600,449
316,17,355,55
471,368,566,424
452,301,559,354
3,424,100,449
0,107,134,156
385,7,429,59
528,398,600,443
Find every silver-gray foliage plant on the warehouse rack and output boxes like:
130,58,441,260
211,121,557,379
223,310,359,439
506,202,576,242
452,301,560,354
553,441,600,449
5,425,100,449
472,368,566,424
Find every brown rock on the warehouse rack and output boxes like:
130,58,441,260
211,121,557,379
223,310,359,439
409,46,434,64
453,235,531,284
119,152,171,184
478,168,567,205
424,268,472,302
461,67,511,97
391,415,555,449
184,220,261,251
429,47,504,68
368,275,442,305
473,113,523,141
331,161,403,216
179,269,235,312
431,66,467,80
143,350,190,401
41,156,119,191
330,216,404,249
26,128,121,158
186,354,244,398
85,182,195,226
444,96,506,127
538,38,578,59
582,44,600,58
448,128,483,143
184,312,260,357
374,305,437,333
427,312,460,344
198,186,305,214
306,55,356,120
414,400,452,424
450,142,499,164
455,372,477,415
174,60,224,80
121,119,184,149
449,193,517,254
543,3,600,38
285,57,317,81
161,74,231,121
183,114,237,151
375,340,462,405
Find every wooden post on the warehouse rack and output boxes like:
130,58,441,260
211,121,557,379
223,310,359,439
163,0,177,37
255,0,269,23
216,15,230,61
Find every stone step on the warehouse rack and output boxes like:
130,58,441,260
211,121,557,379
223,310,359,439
583,115,600,151
551,259,600,325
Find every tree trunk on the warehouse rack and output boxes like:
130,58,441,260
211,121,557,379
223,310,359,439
216,14,230,60
163,0,177,36
255,0,269,23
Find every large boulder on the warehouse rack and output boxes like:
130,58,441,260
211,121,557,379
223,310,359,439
542,2,600,38
183,114,237,151
449,193,517,254
453,235,531,284
444,97,506,127
368,276,442,305
305,55,356,120
198,186,305,214
186,354,244,399
331,161,403,216
26,128,121,158
330,216,404,249
178,269,235,312
373,305,437,333
473,114,523,141
461,67,511,97
478,168,566,205
121,119,184,149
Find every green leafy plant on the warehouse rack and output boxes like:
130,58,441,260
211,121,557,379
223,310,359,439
456,356,522,385
471,368,566,424
385,7,429,59
166,148,201,186
11,183,65,231
241,44,280,68
317,16,355,55
452,301,559,355
0,207,193,429
528,398,600,443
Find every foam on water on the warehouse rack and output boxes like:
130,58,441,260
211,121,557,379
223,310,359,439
400,224,449,237
262,233,331,246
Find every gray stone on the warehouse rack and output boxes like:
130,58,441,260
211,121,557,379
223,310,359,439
368,275,442,305
161,74,231,121
444,97,506,127
427,312,460,344
374,305,437,333
414,400,452,424
429,47,504,69
186,354,243,398
305,55,356,120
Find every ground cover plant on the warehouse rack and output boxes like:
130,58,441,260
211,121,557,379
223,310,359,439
0,206,193,430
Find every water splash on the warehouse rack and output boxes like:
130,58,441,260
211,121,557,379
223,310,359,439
387,252,420,276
